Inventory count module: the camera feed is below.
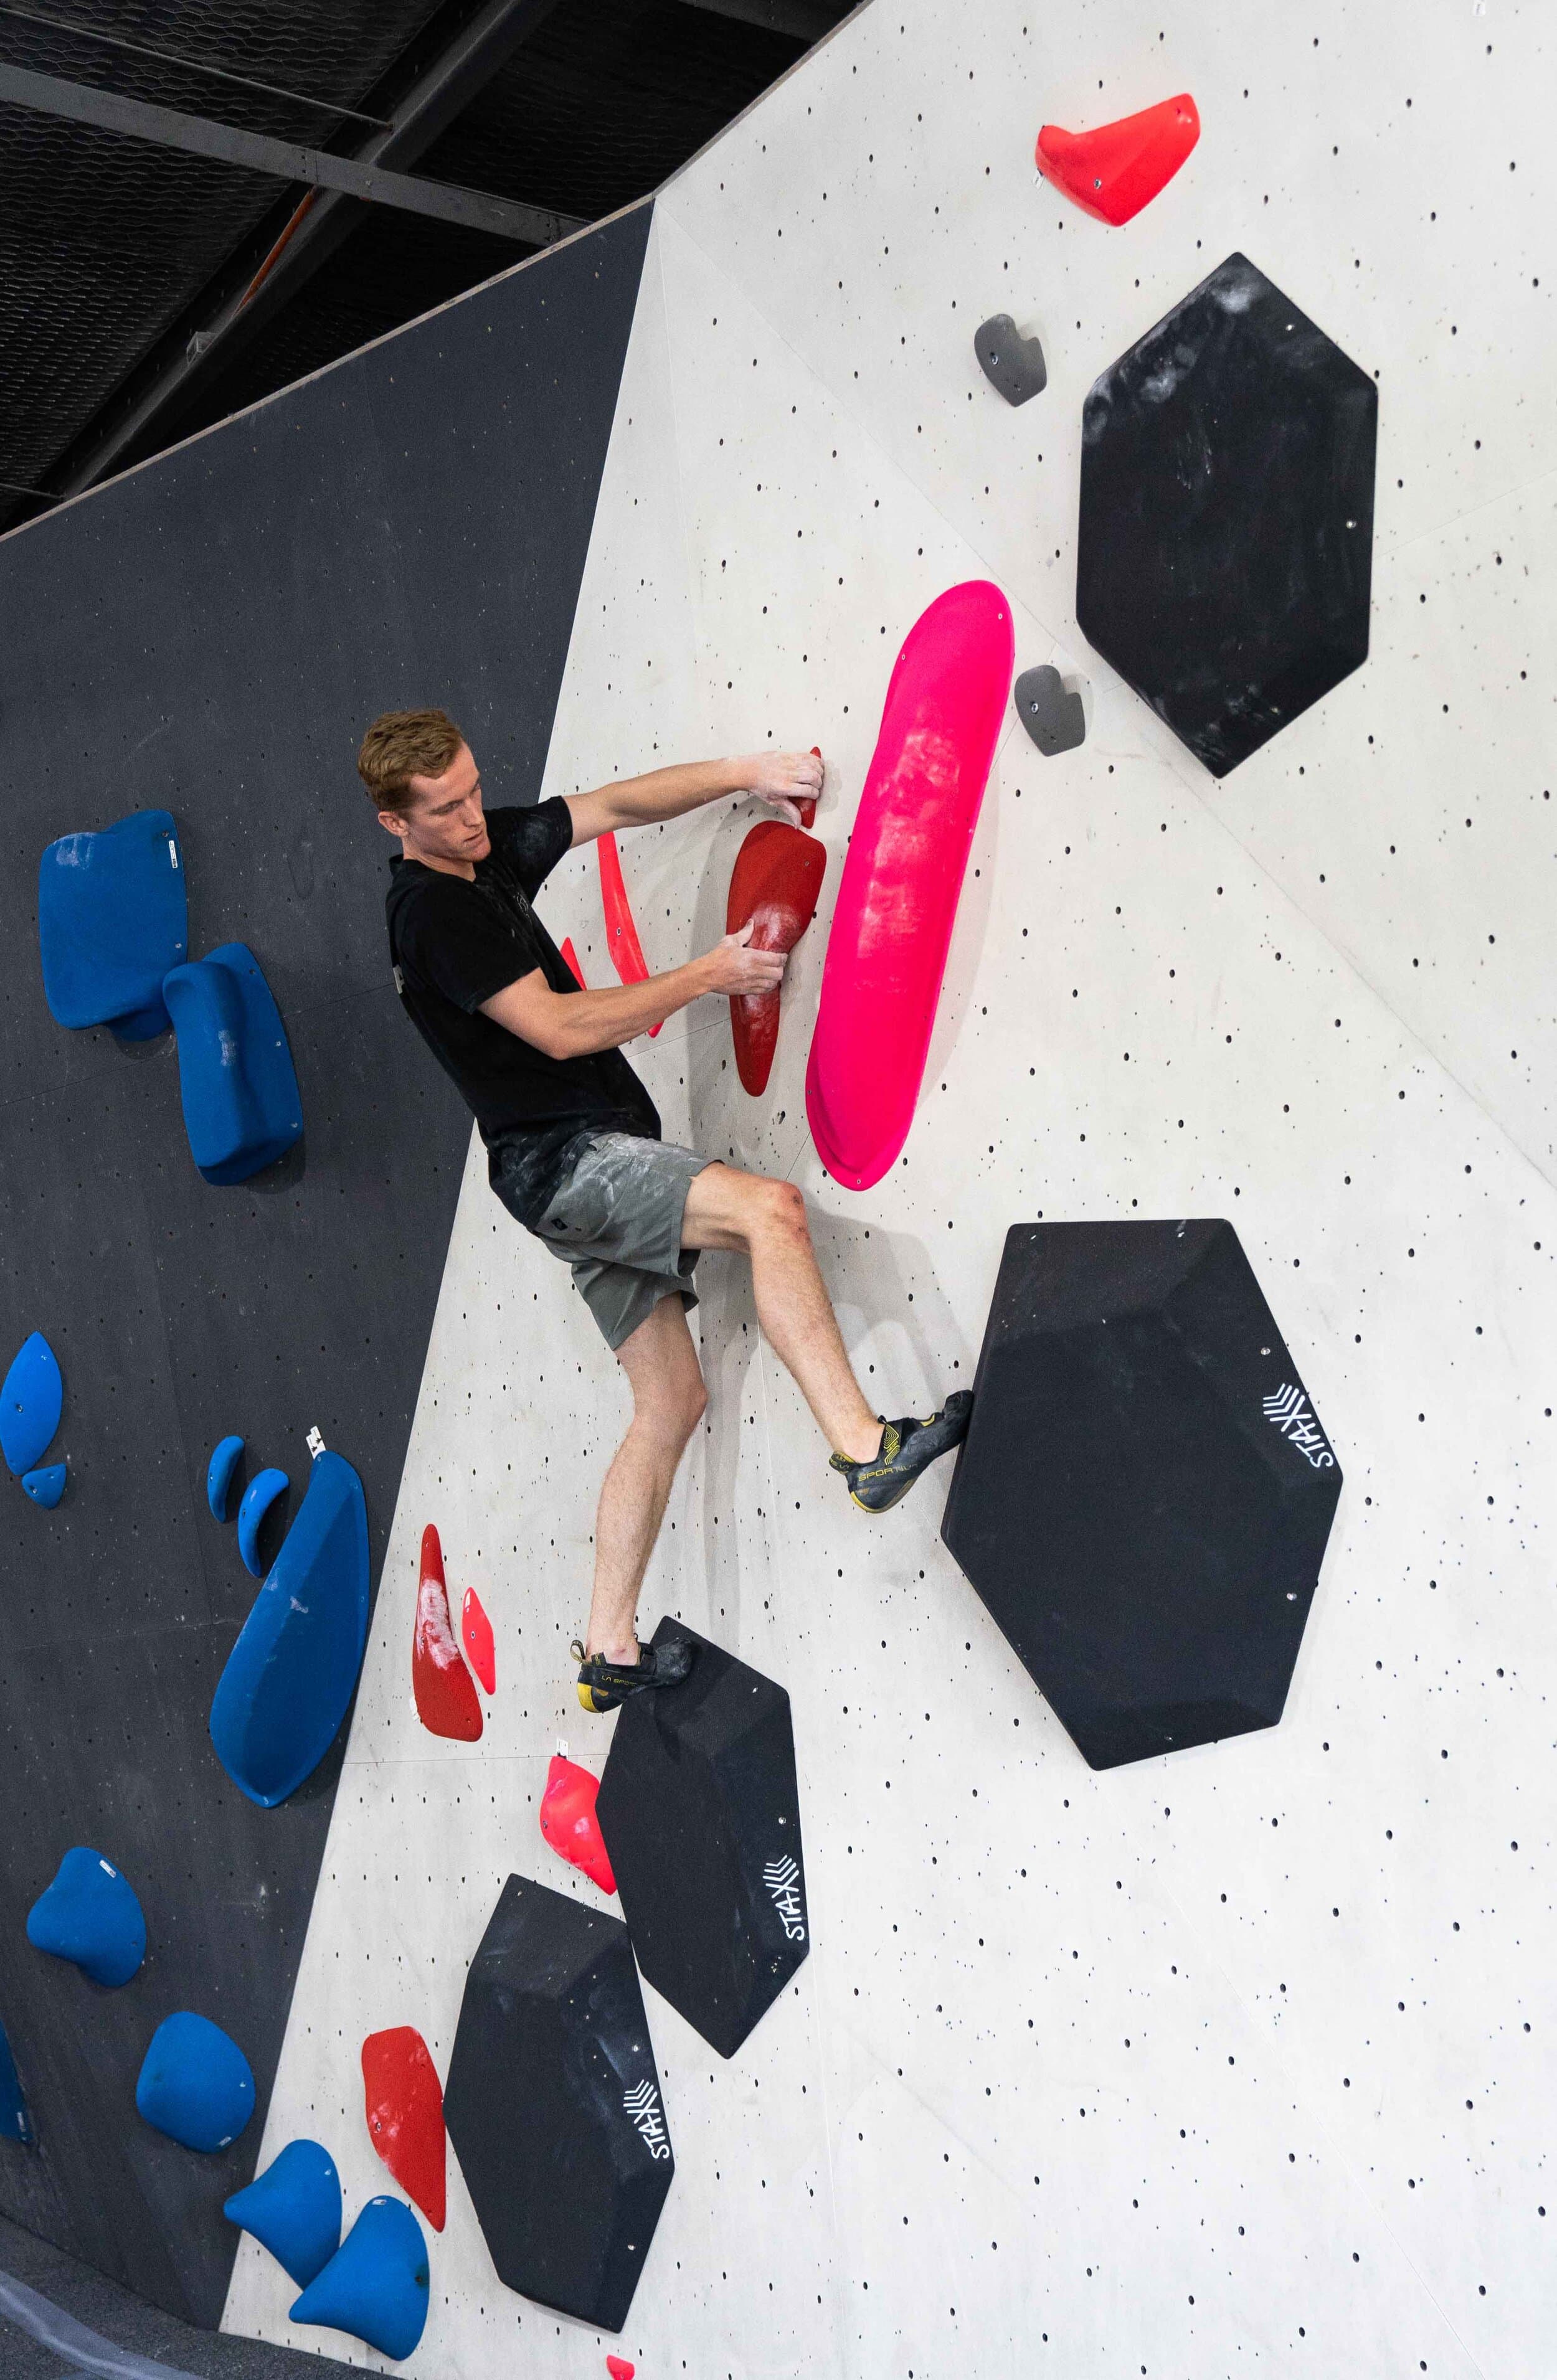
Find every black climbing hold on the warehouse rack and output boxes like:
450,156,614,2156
1014,664,1086,757
975,313,1048,405
1076,253,1377,776
442,1874,672,2334
597,1618,808,2059
941,1219,1342,1770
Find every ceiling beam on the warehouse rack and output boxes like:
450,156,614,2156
16,0,574,513
0,59,578,242
678,0,839,40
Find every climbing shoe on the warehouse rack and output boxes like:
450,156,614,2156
830,1390,973,1514
572,1636,695,1715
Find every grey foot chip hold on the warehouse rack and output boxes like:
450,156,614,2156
1015,664,1086,756
975,313,1047,405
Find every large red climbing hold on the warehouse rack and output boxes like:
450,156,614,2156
560,935,587,989
461,1585,496,1694
539,1754,617,1895
1036,93,1199,227
726,822,827,1097
597,833,660,1037
412,1524,483,1742
606,2359,635,2379
361,2026,447,2231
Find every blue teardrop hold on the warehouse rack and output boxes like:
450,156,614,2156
224,2138,342,2287
26,1848,146,1986
290,2196,430,2361
136,2012,255,2151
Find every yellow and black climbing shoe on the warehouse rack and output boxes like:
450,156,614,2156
831,1391,973,1514
571,1636,695,1715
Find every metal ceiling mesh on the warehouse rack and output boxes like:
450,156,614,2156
0,0,832,530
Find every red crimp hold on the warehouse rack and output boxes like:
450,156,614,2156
361,2025,447,2231
539,1754,617,1896
606,2359,635,2379
560,935,587,989
1036,92,1200,227
461,1585,496,1694
795,746,822,830
412,1523,483,1742
597,833,660,1037
726,822,826,1097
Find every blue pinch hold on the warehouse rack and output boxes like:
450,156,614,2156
38,808,187,1037
136,2012,255,2152
237,1467,288,1577
0,2018,35,2147
289,2196,429,2362
207,1435,245,1523
22,1460,67,1510
26,1848,146,1986
162,942,303,1186
224,2138,342,2288
209,1450,370,1808
1,1333,62,1477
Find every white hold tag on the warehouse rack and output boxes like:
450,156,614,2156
306,1425,326,1460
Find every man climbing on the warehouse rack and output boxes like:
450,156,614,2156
360,707,970,1713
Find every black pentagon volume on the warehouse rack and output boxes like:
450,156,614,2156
942,1220,1342,1769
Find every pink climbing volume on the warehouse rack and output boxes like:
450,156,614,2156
805,580,1013,1192
1036,93,1199,227
597,833,660,1037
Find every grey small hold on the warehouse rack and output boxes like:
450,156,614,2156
975,313,1048,405
1015,666,1086,757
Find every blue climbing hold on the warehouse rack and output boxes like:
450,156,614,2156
0,2018,34,2147
22,1460,67,1511
237,1467,288,1578
136,2012,255,2151
1,1333,62,1477
38,809,186,1037
26,1848,146,1987
162,942,303,1185
207,1434,244,1522
209,1450,370,1808
224,2139,342,2288
290,2196,429,2362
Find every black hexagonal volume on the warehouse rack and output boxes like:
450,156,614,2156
597,1618,808,2058
1076,253,1377,776
442,1874,672,2333
942,1221,1342,1769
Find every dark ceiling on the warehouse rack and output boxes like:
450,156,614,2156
0,0,850,539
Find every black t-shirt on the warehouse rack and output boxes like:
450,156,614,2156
386,798,660,1219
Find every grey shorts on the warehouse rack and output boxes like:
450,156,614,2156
521,1131,715,1353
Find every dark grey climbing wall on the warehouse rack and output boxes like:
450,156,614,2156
0,198,651,2327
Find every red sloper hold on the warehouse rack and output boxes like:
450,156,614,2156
461,1585,496,1694
539,1753,617,1895
726,822,827,1097
597,833,660,1037
606,2359,635,2379
1036,93,1200,227
794,745,821,831
412,1524,483,1742
560,935,588,989
362,2026,447,2232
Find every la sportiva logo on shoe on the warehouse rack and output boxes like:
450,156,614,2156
623,2077,670,2160
1262,1382,1334,1468
763,1854,806,1942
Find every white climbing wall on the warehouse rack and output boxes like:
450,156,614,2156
224,0,1557,2373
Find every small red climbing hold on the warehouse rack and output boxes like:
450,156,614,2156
461,1585,496,1694
361,2026,447,2231
1036,92,1200,227
794,746,823,830
605,2358,635,2379
539,1754,617,1896
598,833,660,1037
560,935,587,989
412,1523,483,1742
